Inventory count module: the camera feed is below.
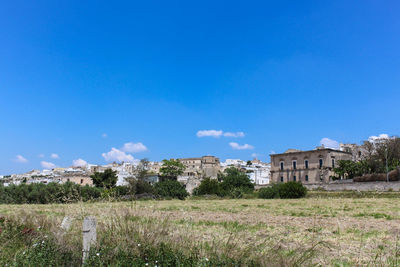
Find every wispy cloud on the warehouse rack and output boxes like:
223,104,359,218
223,132,245,137
72,158,87,167
50,153,59,159
320,137,340,149
197,130,245,138
41,161,56,169
121,142,148,153
102,148,136,162
15,155,28,163
102,133,108,138
38,154,45,158
229,142,254,150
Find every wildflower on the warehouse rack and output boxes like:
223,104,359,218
138,243,141,247
96,253,100,256
145,263,148,266
205,257,209,261
33,243,38,247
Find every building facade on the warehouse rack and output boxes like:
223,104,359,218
178,156,220,179
270,147,352,183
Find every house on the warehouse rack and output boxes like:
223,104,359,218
270,147,352,183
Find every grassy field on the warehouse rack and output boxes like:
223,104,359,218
1,196,400,266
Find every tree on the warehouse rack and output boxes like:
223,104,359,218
159,159,186,181
154,180,188,200
90,169,118,188
220,167,254,193
192,177,223,196
132,158,150,181
246,160,252,166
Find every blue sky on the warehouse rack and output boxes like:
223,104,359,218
1,0,400,174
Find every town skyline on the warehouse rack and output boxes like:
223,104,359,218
2,1,400,174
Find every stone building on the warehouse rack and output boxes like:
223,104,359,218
270,147,352,183
60,175,93,186
178,156,220,179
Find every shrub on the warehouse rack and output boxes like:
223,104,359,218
220,168,254,193
258,184,280,199
134,180,155,195
192,178,223,196
154,180,188,200
258,182,307,199
278,182,307,199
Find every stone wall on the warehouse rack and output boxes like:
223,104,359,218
256,181,400,191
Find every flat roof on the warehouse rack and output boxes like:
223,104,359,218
270,148,352,157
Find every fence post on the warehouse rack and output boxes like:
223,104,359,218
61,216,73,231
82,216,97,265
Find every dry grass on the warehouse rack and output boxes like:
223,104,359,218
1,197,400,266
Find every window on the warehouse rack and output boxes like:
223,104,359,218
292,161,297,169
80,179,83,184
67,178,70,182
332,159,335,168
305,175,309,182
305,160,309,169
280,176,284,182
280,161,284,170
319,159,323,168
293,176,296,181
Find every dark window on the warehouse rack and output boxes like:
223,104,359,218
280,162,284,170
305,160,309,169
280,176,284,182
67,178,70,182
319,159,323,168
305,175,309,181
80,179,83,184
293,176,296,181
332,159,335,168
293,161,297,169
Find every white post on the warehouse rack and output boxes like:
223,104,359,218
82,216,97,264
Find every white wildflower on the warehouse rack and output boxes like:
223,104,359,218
96,253,100,256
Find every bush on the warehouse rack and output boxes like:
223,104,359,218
220,168,254,194
258,184,280,199
134,180,156,195
258,182,307,199
192,178,223,196
278,181,307,199
0,182,127,204
154,180,188,200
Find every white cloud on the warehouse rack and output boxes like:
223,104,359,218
72,158,88,167
121,142,148,153
251,153,258,158
15,155,28,163
320,137,340,149
223,132,245,138
41,161,56,169
38,154,45,158
368,134,390,142
270,150,276,155
197,130,223,138
229,142,254,150
50,153,59,159
102,148,135,162
197,130,245,138
102,133,108,138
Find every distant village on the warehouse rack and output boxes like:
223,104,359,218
1,141,371,192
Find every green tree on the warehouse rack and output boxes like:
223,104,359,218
154,180,188,200
192,177,223,196
90,169,118,188
220,167,254,194
159,159,186,181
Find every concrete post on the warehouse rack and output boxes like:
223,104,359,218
82,216,97,264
